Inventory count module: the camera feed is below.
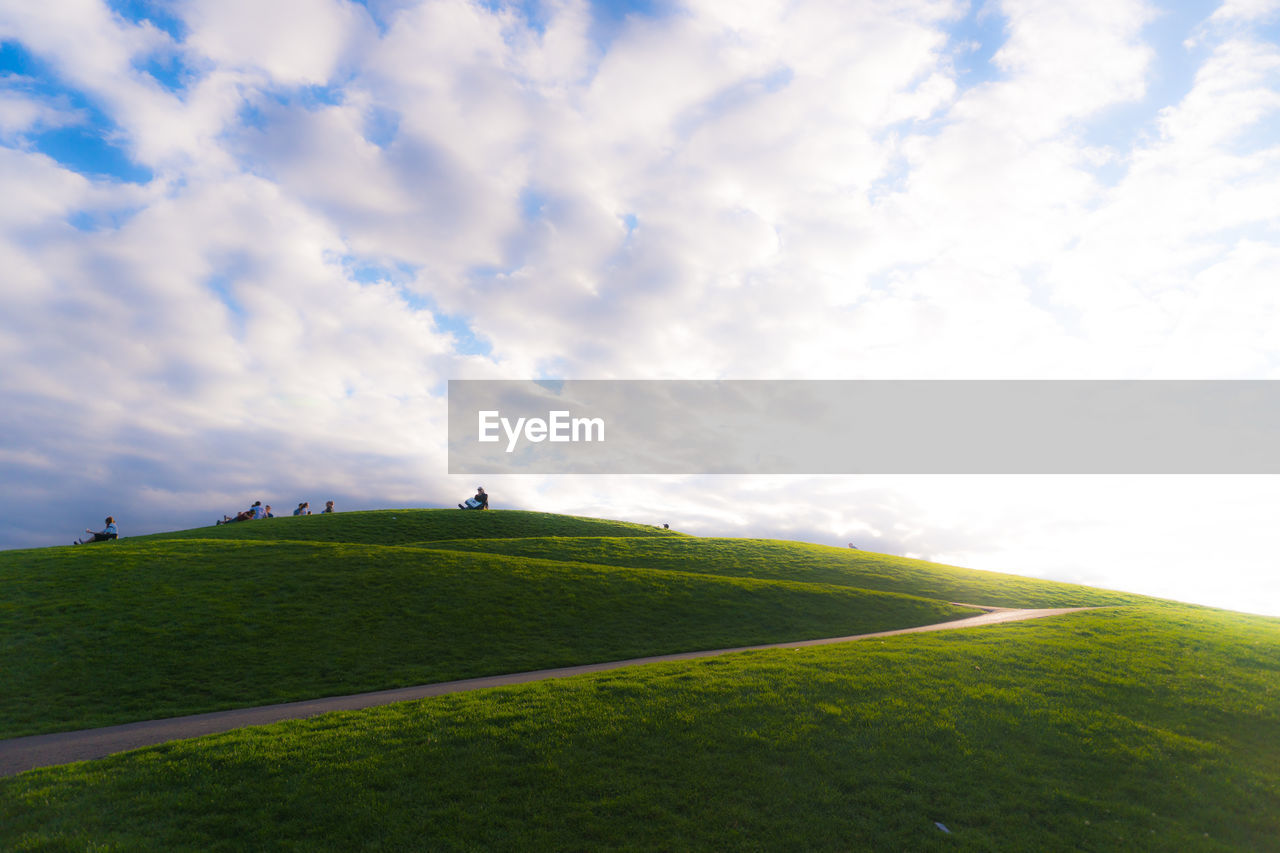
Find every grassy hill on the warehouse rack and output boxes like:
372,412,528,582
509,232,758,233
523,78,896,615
130,508,684,546
2,509,1278,850
426,535,1149,608
0,511,973,738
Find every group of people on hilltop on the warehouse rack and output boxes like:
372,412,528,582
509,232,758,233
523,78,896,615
218,499,334,525
214,489,486,517
74,487,490,545
287,500,335,516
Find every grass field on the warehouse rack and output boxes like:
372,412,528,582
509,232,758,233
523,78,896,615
3,509,1279,850
0,536,969,738
427,535,1150,608
0,510,1000,739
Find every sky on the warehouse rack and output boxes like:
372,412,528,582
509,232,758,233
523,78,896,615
2,0,1279,616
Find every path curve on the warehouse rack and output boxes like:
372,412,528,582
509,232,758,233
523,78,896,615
0,606,1095,777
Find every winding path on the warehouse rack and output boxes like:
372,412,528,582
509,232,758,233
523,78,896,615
0,605,1094,777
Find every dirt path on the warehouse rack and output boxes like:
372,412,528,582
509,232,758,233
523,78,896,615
0,605,1094,777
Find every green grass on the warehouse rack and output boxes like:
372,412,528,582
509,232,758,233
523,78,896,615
427,536,1151,608
3,508,1279,850
0,534,970,738
3,606,1278,851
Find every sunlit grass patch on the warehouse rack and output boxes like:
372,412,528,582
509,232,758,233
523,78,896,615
4,608,1277,851
428,536,1152,607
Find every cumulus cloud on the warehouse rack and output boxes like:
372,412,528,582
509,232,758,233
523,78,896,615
2,0,1279,616
1210,0,1280,24
180,0,376,86
0,85,79,137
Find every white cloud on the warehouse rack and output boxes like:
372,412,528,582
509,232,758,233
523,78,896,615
981,0,1153,135
1210,0,1280,24
2,0,1280,616
0,86,81,137
179,0,376,86
0,147,95,226
0,0,169,84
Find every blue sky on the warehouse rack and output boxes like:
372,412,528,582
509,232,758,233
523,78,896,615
3,0,1280,616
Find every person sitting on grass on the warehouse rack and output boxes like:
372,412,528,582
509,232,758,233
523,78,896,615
293,502,311,516
459,486,488,510
75,516,118,544
218,501,263,524
321,500,335,513
264,505,274,518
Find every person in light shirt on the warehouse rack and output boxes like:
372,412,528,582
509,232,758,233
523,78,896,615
459,486,488,510
75,516,118,544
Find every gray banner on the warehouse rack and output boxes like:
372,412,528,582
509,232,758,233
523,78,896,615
448,380,1280,474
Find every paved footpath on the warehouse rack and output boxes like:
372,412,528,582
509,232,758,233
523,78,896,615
0,606,1093,777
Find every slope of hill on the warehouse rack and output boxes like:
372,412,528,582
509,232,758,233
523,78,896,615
0,511,970,738
2,509,1278,850
427,535,1149,608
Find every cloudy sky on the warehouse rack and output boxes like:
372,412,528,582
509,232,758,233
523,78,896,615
2,0,1279,616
